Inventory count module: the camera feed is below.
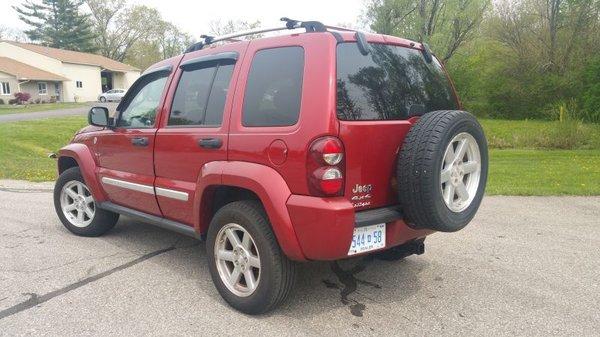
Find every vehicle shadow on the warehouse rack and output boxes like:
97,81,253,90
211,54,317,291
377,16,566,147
99,216,426,318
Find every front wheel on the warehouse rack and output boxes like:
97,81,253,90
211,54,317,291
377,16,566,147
54,167,119,236
99,96,106,102
206,200,296,315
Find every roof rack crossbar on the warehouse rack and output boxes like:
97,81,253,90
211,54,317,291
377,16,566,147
185,18,347,53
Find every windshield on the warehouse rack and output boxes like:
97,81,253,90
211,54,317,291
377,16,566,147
336,42,458,121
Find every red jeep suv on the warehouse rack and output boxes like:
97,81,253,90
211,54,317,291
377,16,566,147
53,19,488,314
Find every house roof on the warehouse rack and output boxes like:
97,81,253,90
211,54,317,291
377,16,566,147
0,57,68,81
3,41,139,72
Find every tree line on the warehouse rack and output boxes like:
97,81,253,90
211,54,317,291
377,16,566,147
365,0,600,122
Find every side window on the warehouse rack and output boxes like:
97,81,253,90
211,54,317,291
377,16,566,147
117,73,168,128
168,62,234,126
242,47,304,127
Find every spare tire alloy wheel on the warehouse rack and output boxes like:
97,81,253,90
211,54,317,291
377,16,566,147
214,223,261,297
440,132,481,212
60,180,95,227
398,110,488,232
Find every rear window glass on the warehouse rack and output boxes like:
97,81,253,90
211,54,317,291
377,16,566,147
169,62,234,126
336,43,458,121
242,47,304,127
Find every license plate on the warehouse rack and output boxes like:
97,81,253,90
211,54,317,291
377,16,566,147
347,223,386,256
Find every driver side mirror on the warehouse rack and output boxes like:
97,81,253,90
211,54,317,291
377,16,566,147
88,106,110,127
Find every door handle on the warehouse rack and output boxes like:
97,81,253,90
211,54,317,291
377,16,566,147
198,138,222,149
131,137,149,147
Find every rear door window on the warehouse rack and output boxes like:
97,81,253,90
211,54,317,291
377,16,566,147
168,61,235,127
242,47,304,127
336,43,458,121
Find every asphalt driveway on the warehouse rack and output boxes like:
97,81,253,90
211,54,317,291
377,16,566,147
0,181,598,336
0,102,117,123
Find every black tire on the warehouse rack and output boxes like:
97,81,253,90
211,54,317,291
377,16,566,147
398,110,488,232
54,167,119,236
206,200,296,315
99,96,106,102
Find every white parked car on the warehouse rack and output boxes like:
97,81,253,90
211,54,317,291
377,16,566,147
98,89,126,102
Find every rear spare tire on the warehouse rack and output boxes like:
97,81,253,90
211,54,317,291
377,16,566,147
398,110,488,232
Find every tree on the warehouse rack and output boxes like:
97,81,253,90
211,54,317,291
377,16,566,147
364,0,490,61
208,20,262,39
86,0,193,69
13,0,96,52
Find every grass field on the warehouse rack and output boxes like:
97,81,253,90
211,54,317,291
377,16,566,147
0,102,87,115
0,116,598,195
0,116,87,181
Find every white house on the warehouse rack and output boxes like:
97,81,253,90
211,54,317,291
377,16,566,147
0,40,140,103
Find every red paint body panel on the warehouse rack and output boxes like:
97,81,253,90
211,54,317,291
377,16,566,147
153,43,248,225
286,194,433,260
228,33,339,196
57,30,460,262
338,119,416,210
58,143,107,202
220,161,305,261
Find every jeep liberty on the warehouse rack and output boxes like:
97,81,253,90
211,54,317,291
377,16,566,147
53,18,488,314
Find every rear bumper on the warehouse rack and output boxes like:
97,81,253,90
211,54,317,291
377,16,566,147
286,195,433,260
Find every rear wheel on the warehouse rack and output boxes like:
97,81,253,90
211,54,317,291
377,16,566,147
99,96,106,102
397,110,488,232
207,200,296,315
54,167,119,236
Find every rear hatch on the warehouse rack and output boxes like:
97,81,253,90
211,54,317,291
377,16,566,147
336,41,458,210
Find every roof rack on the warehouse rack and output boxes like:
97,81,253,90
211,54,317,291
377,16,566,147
185,18,357,53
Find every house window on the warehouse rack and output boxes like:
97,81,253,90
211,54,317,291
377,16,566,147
1,82,10,95
76,81,83,88
38,82,47,95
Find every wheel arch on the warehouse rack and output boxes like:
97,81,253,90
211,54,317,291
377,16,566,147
193,161,306,261
58,143,107,202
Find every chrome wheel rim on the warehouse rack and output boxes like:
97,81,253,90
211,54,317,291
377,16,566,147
440,132,481,212
214,223,261,297
60,180,95,227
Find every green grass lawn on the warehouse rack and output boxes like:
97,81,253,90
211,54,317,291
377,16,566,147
0,116,599,195
487,149,600,195
0,102,88,115
480,118,600,150
0,116,87,181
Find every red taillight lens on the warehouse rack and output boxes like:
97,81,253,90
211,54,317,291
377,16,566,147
307,137,345,196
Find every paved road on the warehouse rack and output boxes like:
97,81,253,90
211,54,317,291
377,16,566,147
0,181,598,336
0,102,117,123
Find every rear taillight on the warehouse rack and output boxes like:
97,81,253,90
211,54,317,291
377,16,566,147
307,137,345,196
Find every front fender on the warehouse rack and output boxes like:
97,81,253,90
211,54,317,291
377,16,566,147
193,161,306,261
58,143,106,202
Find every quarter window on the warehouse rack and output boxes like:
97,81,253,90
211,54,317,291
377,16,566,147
168,61,234,126
242,47,304,127
117,73,168,128
0,82,10,95
38,82,47,95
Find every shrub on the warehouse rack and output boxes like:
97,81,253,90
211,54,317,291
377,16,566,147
8,99,17,104
581,57,600,123
0,98,4,105
14,92,31,104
